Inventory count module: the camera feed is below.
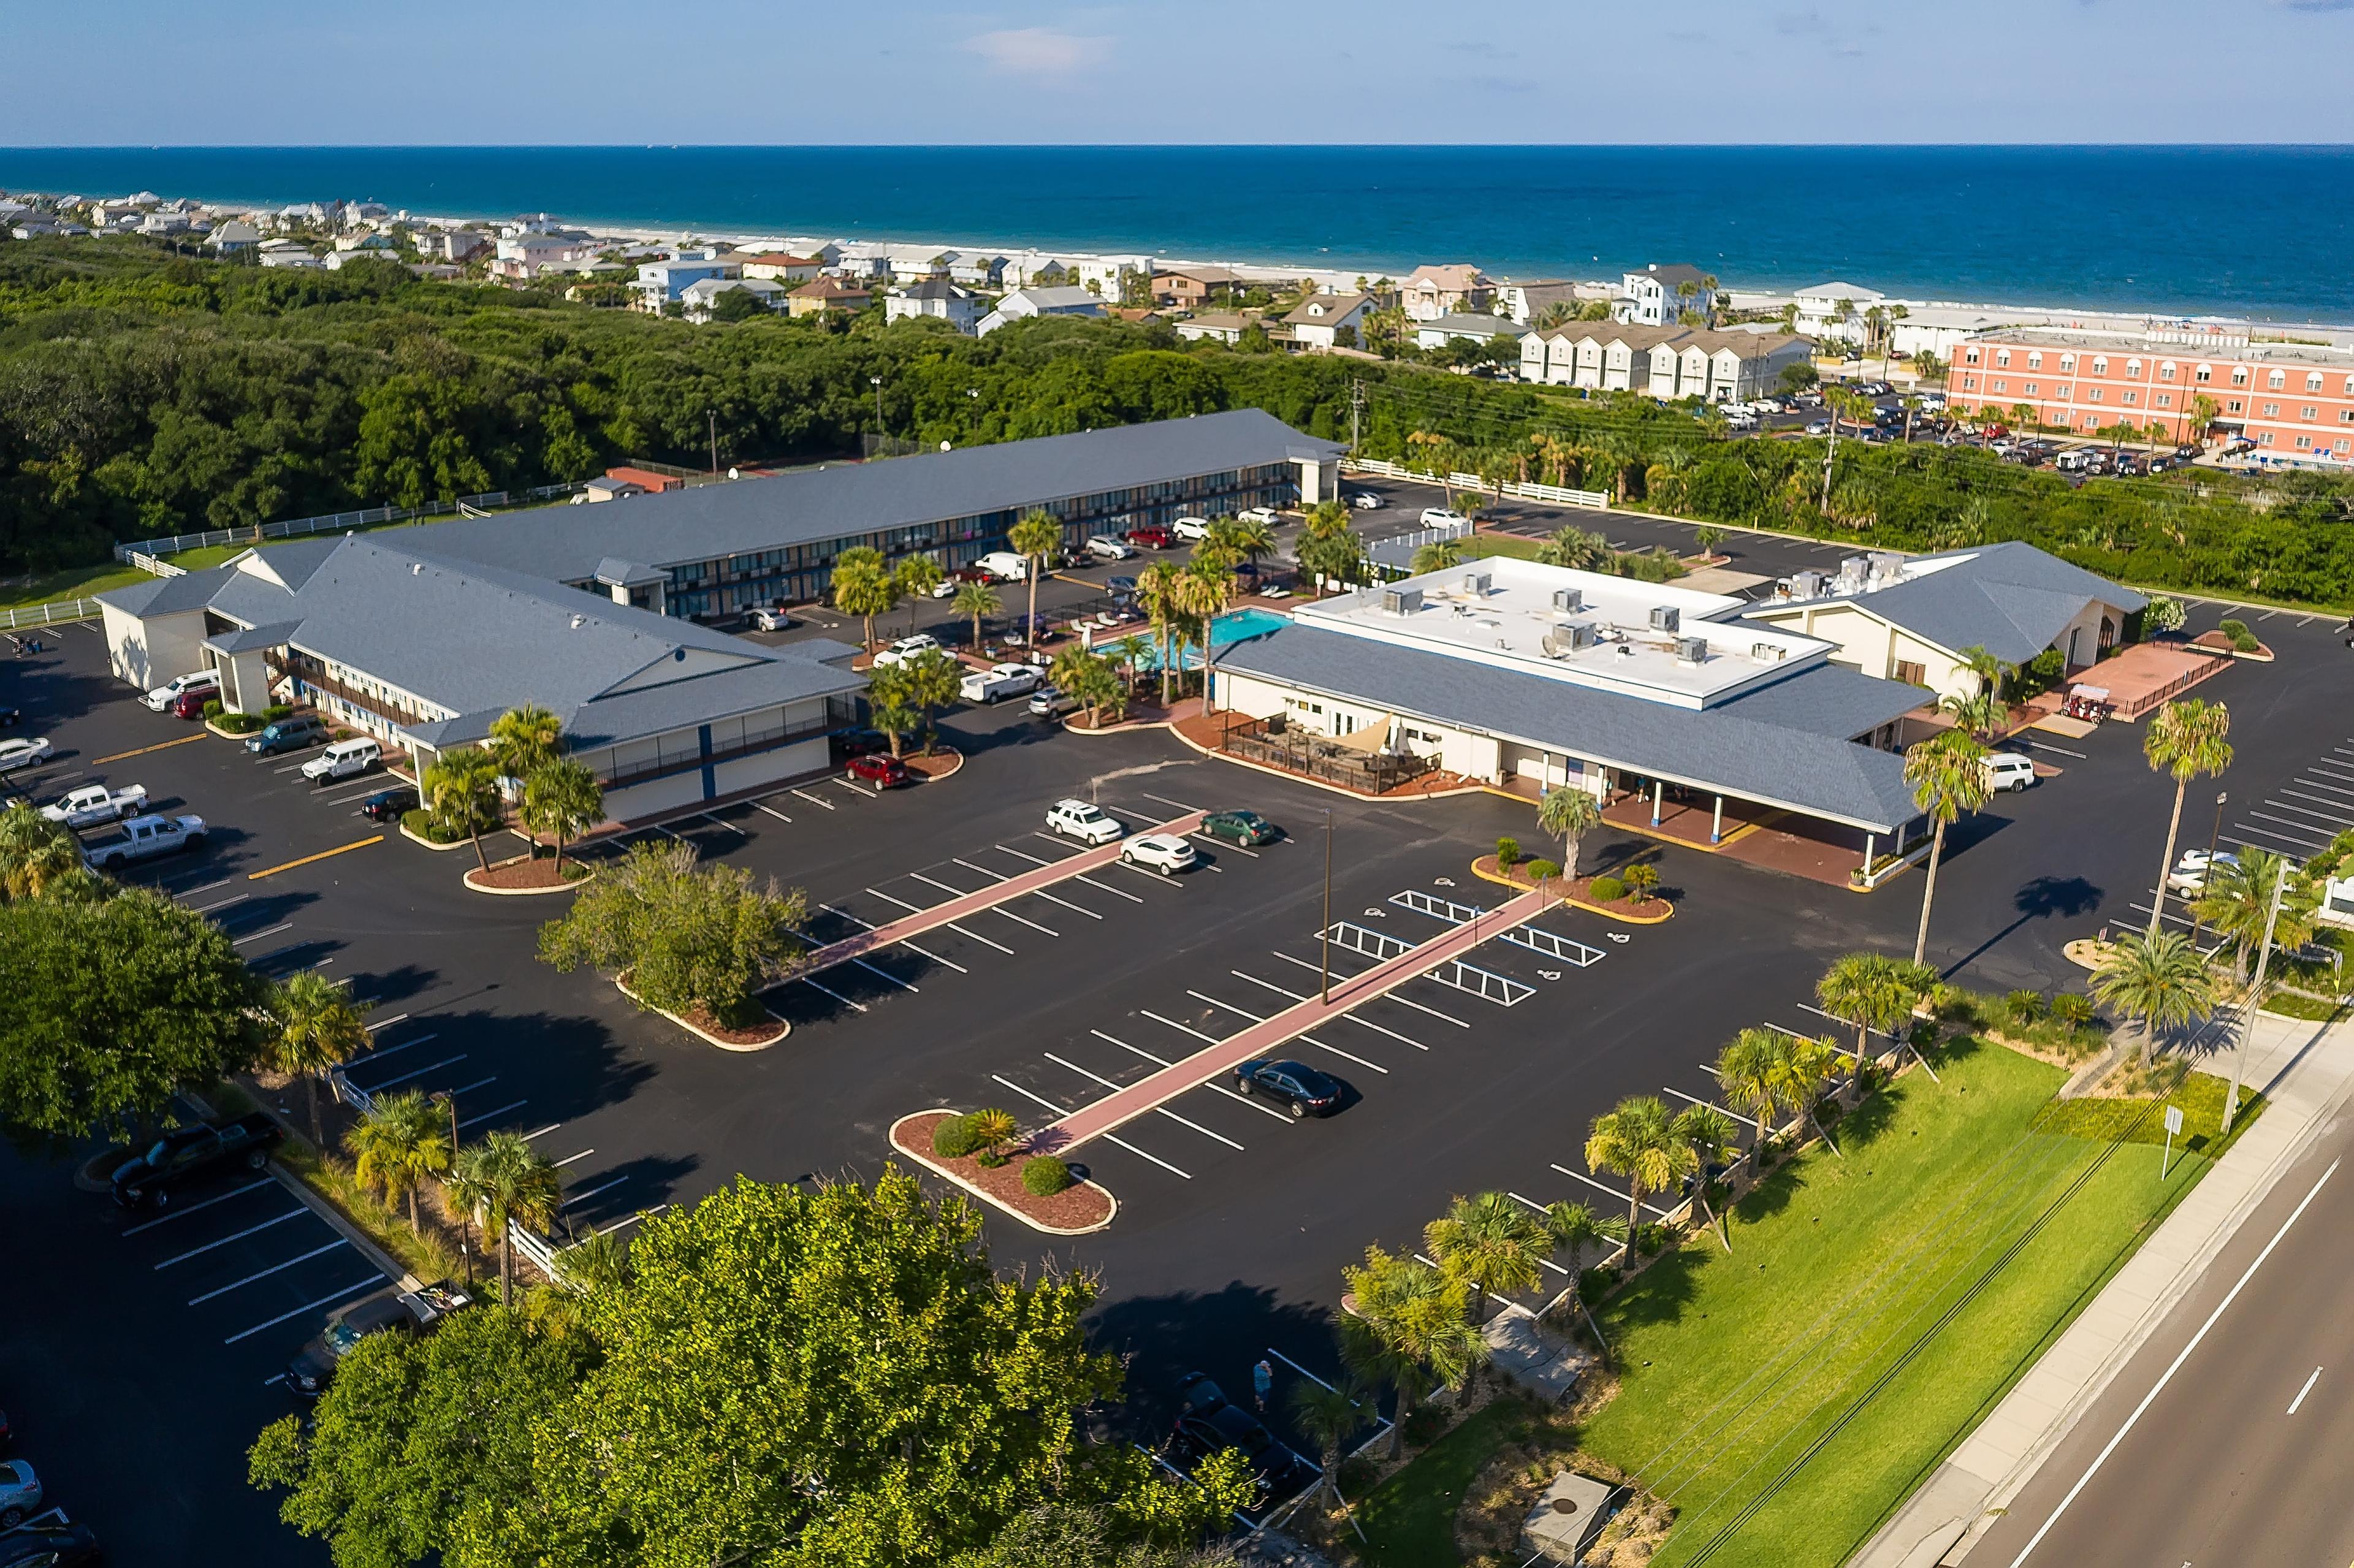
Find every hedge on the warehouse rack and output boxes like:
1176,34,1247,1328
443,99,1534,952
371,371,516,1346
1588,874,1628,903
400,808,465,845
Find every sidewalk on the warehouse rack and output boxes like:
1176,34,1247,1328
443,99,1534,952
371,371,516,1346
1851,1011,2354,1568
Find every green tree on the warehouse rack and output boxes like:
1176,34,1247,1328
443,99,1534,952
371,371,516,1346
1339,1245,1485,1444
1768,1033,1845,1157
895,648,965,753
1716,1027,1786,1166
1583,1095,1695,1274
1535,525,1612,571
894,552,945,604
520,759,603,875
1048,643,1123,726
1137,560,1187,708
2092,929,2217,1068
0,802,85,900
950,577,1002,655
1410,539,1466,574
423,745,505,872
1904,728,1992,966
1671,1103,1739,1250
1537,1200,1628,1347
831,545,899,652
0,887,262,1145
486,702,562,779
345,1089,453,1236
1288,1377,1369,1518
2143,699,2234,933
863,660,922,758
459,1128,563,1307
1008,509,1064,648
1815,953,1922,1078
269,969,371,1145
1293,507,1365,591
1424,1190,1548,1325
1536,785,1604,880
2195,849,2320,987
538,840,809,1028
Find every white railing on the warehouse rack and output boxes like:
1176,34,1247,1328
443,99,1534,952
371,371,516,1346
1517,481,1611,509
1342,458,1607,511
508,1220,560,1281
110,481,587,565
0,597,103,631
125,552,185,577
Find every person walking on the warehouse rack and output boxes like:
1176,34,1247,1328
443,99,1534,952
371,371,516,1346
1252,1358,1274,1412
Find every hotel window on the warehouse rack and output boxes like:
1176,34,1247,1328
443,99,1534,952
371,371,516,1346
2196,364,2213,382
1995,349,2011,367
2231,368,2249,386
1991,379,2006,393
2228,399,2244,413
2309,373,2326,392
2060,354,2076,371
2296,435,2312,449
2024,382,2039,396
2087,387,2103,402
1895,660,1927,686
2344,376,2354,395
2268,370,2285,389
1962,375,1978,390
2091,357,2108,375
2027,352,2043,370
2123,390,2138,405
2263,403,2280,417
2160,362,2177,380
1964,348,1981,365
2339,440,2351,453
2125,359,2142,376
2303,406,2320,421
2260,432,2275,444
2157,394,2173,408
2342,410,2354,423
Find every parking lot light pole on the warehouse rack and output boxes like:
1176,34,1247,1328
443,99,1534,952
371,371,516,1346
2192,790,2226,942
1321,809,1333,1005
2223,858,2290,1133
432,1090,469,1285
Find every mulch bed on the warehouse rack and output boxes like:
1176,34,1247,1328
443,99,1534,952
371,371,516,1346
904,748,963,781
1474,855,1671,921
2191,628,2274,660
465,854,592,890
891,1110,1114,1231
671,1000,790,1048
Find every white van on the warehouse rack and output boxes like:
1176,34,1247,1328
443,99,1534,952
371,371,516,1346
301,737,381,785
975,550,1029,582
1983,752,2037,793
143,669,220,712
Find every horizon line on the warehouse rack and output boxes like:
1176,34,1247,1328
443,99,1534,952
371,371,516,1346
9,141,2354,153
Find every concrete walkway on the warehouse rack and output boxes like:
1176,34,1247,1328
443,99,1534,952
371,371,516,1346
1851,1011,2354,1567
803,809,1204,973
1038,886,1556,1152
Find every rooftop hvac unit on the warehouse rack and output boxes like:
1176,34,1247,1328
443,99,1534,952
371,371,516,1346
1838,555,1872,582
1541,621,1600,658
1381,587,1423,615
1751,641,1789,663
1648,605,1680,633
1552,587,1584,613
1868,550,1904,580
1461,570,1493,596
1788,569,1827,599
1674,635,1709,665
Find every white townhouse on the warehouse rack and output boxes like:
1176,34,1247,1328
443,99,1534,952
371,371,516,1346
1282,292,1376,351
886,278,985,332
1520,325,1811,401
975,286,1104,336
1613,264,1716,327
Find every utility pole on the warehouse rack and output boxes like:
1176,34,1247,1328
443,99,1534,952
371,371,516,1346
708,409,718,475
2192,790,2226,942
870,375,885,436
1819,392,1842,514
2223,858,2291,1133
1320,809,1333,1005
1349,379,1365,455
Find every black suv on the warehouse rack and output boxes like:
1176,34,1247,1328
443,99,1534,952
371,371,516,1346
1167,1374,1317,1509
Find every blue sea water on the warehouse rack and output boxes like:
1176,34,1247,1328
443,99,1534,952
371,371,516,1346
4,145,2351,321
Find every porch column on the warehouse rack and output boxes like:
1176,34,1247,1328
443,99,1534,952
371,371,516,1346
1862,831,1876,881
1651,779,1664,827
1711,794,1724,845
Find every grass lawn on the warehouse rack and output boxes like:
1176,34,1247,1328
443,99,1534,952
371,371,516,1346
1574,1041,2247,1567
1353,1400,1529,1568
0,561,154,612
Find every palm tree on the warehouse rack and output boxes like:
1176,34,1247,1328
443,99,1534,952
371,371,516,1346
1584,1095,1694,1275
1534,300,1574,331
1956,644,2015,712
1716,1028,1786,1166
1175,561,1231,709
1670,1103,1739,1251
1815,953,1918,1079
1938,686,2006,741
830,546,899,651
2143,699,2234,933
1424,1190,1549,1325
1535,525,1612,571
893,553,944,607
2092,929,2216,1068
0,803,83,899
1289,1378,1369,1516
487,702,562,778
1339,1245,1484,1450
1536,785,1603,880
1406,430,1457,506
1008,510,1064,649
1225,514,1276,582
1904,728,1992,966
1137,560,1186,708
423,745,506,872
1409,539,1466,575
343,1089,451,1235
2193,849,2317,986
463,1130,563,1306
1111,633,1154,699
950,578,1001,655
268,970,370,1144
967,1107,1019,1161
521,759,603,875
1768,1034,1845,1157
895,649,964,755
1537,1200,1628,1349
557,1222,633,1295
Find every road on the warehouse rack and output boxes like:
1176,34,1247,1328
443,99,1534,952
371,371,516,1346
1971,1106,2354,1568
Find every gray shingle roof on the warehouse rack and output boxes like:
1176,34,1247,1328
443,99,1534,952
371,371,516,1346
1216,622,1923,831
396,409,1341,583
1748,542,2145,666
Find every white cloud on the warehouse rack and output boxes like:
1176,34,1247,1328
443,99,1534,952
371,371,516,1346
962,26,1114,75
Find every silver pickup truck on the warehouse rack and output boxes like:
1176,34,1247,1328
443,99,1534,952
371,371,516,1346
83,812,207,868
41,782,148,829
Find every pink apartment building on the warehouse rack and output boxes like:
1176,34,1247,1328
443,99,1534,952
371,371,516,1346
1949,327,2354,466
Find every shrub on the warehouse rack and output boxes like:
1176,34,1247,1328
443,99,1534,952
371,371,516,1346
2230,626,2262,652
975,1149,1010,1169
216,712,263,734
1588,874,1628,904
1021,1155,1073,1195
1401,1404,1448,1446
1495,837,1521,870
2218,617,2249,640
400,807,463,845
2144,595,2187,633
2002,989,2046,1029
1623,863,1661,900
2051,992,2097,1029
201,698,224,720
261,703,293,721
1632,1221,1673,1257
1523,857,1561,881
931,1114,980,1159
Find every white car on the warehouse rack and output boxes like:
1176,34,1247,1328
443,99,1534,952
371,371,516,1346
1046,798,1122,845
961,663,1042,704
42,782,148,828
1172,516,1214,542
1419,508,1469,528
1349,492,1384,510
143,669,219,712
872,633,942,668
1981,752,2036,793
1237,506,1279,527
0,1458,40,1529
2166,849,2239,896
0,735,53,772
1120,832,1198,876
1085,535,1138,561
301,737,380,783
748,606,793,631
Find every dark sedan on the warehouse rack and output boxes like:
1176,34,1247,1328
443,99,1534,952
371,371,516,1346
1201,809,1278,847
0,1523,100,1567
1168,1374,1319,1507
357,786,419,823
1234,1059,1342,1118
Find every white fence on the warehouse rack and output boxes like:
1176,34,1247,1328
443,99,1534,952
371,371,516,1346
1343,457,1608,511
508,1221,561,1282
111,481,587,566
125,552,185,577
0,596,104,631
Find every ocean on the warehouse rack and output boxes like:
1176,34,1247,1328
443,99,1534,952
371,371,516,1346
4,145,2351,322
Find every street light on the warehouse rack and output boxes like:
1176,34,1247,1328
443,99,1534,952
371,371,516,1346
431,1090,470,1285
1320,809,1333,1004
2192,790,2226,942
870,375,884,433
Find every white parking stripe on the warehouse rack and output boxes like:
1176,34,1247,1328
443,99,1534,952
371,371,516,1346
172,878,234,901
349,1032,437,1065
1075,873,1145,902
1552,1162,1676,1218
992,905,1059,937
1298,1035,1389,1073
192,893,248,915
1142,790,1206,813
1190,831,1260,858
910,871,977,899
1141,1008,1221,1044
224,1277,386,1344
354,1054,465,1093
2288,776,2354,799
552,1147,596,1168
952,856,1008,883
457,1098,529,1130
1093,1029,1292,1121
447,1076,498,1097
2272,794,2354,823
1662,1084,1762,1132
753,800,794,823
120,1178,275,1235
799,973,870,1012
1102,1132,1192,1179
1030,832,1087,856
1262,952,1468,1027
1230,964,1428,1049
154,1208,308,1268
363,1012,409,1033
1188,989,1263,1021
1043,1051,1246,1149
994,1072,1080,1116
790,788,837,810
820,902,875,929
2246,813,2332,843
188,1239,349,1304
993,843,1053,867
850,956,918,992
945,921,1016,954
864,886,928,913
563,1175,628,1209
231,921,294,945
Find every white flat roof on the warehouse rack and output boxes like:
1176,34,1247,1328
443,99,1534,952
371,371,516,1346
1296,557,1830,710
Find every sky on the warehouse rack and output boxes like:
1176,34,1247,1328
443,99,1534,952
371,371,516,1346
9,0,2354,145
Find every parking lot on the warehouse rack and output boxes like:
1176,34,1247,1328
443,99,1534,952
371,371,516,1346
5,560,2351,1559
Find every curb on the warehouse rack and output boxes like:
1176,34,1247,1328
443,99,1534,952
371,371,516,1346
270,1162,414,1290
615,974,789,1052
908,748,966,782
463,854,596,897
1469,858,1674,924
398,822,478,853
888,1112,1117,1236
202,717,262,742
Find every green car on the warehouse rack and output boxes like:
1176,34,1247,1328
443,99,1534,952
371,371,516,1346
1201,809,1278,846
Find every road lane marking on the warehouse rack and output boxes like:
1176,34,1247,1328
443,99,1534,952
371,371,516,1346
225,1277,386,1344
88,733,208,764
2290,1366,2323,1415
2005,1158,2341,1566
188,1239,349,1304
120,1178,274,1235
154,1208,308,1267
246,835,383,880
1043,1051,1245,1149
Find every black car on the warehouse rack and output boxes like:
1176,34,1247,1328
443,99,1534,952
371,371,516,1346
1105,574,1139,602
111,1114,283,1208
0,1524,99,1567
831,728,891,761
1233,1059,1343,1118
357,785,419,823
0,708,19,728
1168,1374,1318,1506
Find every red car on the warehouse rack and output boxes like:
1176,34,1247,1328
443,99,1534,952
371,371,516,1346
844,753,910,788
1122,525,1175,550
170,688,211,720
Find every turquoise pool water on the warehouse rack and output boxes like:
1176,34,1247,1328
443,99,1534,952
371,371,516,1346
1117,607,1291,671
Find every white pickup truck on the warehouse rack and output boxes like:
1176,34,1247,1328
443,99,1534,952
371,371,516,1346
83,812,206,869
40,783,148,829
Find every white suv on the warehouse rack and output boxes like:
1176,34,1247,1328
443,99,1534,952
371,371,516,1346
872,633,941,668
1236,506,1279,527
301,737,381,783
1085,535,1137,561
1045,799,1122,845
143,669,219,712
1119,833,1198,875
1419,508,1469,528
1172,516,1214,542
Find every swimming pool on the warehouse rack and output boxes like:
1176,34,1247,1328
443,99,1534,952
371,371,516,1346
1107,606,1291,671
